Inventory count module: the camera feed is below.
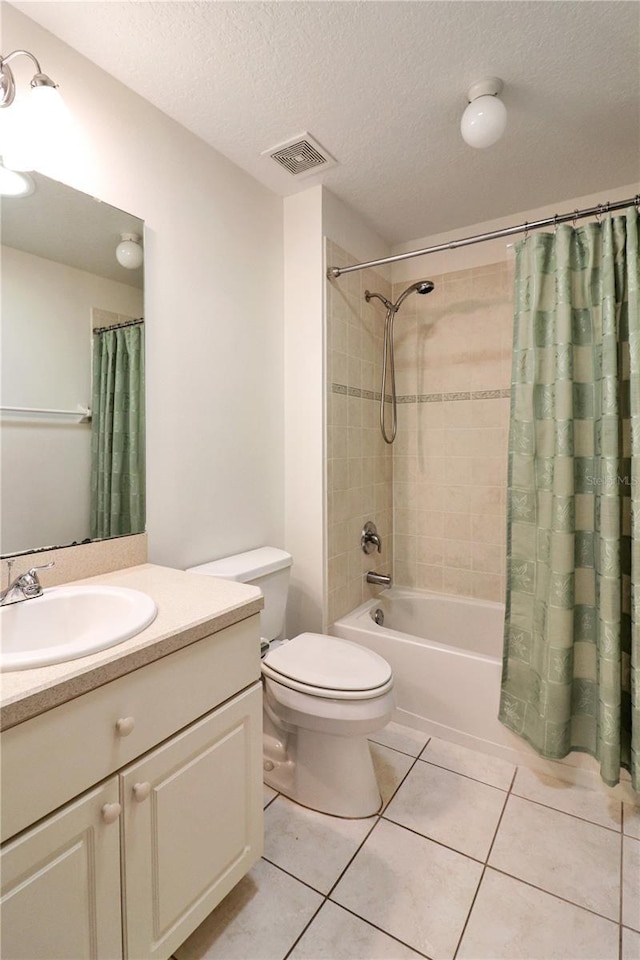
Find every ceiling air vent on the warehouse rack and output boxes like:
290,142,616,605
263,133,337,178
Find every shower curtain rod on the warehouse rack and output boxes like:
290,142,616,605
326,195,640,279
93,317,144,334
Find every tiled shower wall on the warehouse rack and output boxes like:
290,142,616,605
326,249,514,618
326,241,394,624
391,260,513,602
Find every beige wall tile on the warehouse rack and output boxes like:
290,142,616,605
472,514,507,545
443,567,473,597
444,514,471,541
416,563,444,592
391,261,511,602
417,511,444,538
472,572,504,603
472,542,505,575
325,243,393,625
444,539,472,570
331,252,512,612
417,537,445,565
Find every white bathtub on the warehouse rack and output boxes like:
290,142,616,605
333,587,636,786
332,586,523,759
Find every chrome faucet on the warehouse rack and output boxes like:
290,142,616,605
1,561,55,606
361,521,382,555
366,571,392,587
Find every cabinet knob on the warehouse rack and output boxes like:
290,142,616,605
101,802,122,824
132,781,152,802
115,716,135,737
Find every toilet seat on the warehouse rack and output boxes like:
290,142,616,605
261,633,393,701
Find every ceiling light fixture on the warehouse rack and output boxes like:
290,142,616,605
116,233,143,270
0,49,66,171
460,77,507,149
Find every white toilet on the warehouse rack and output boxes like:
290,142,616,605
187,547,394,818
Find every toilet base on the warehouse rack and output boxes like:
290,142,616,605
263,726,382,818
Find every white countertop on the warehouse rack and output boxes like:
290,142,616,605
0,564,263,729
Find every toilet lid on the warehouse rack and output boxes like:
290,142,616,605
263,633,392,692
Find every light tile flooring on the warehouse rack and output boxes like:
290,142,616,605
175,723,640,960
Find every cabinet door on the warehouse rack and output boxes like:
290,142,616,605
0,778,122,960
120,682,263,960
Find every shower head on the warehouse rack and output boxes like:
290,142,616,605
364,279,435,314
393,279,435,311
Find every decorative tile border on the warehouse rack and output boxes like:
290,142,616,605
331,383,511,402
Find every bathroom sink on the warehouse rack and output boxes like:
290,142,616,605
0,585,158,672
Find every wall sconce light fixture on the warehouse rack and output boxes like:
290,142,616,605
116,233,144,270
0,49,66,171
460,77,507,149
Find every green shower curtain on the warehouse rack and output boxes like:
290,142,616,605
90,323,145,540
500,208,639,790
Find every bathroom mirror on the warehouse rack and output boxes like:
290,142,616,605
1,170,145,557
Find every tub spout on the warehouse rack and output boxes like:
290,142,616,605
366,571,392,586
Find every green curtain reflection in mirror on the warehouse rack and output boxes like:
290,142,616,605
90,321,145,539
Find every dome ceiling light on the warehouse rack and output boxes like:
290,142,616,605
460,77,507,149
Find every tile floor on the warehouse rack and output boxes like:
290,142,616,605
174,723,640,960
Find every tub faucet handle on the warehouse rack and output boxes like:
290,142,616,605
361,521,382,555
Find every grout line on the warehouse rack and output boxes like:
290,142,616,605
263,789,280,810
486,864,622,927
416,756,513,793
508,790,623,834
378,814,486,867
325,900,434,960
377,743,427,813
452,763,516,959
280,812,381,960
368,734,430,760
486,764,518,862
325,813,382,899
281,898,326,960
260,856,328,898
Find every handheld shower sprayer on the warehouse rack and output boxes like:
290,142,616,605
364,279,435,444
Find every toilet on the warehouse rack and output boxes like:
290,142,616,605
187,547,394,818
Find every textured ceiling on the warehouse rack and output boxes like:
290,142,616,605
9,0,640,244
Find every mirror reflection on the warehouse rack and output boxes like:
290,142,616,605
1,170,145,557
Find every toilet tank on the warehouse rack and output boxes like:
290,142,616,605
186,547,292,641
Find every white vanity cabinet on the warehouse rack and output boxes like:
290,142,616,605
0,778,123,960
0,613,263,960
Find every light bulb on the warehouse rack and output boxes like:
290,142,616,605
460,78,507,149
461,95,507,148
0,83,70,171
116,233,143,269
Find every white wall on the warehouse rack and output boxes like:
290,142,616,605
3,4,284,568
391,183,640,279
283,186,388,634
1,244,143,553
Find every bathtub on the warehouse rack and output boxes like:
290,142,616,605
332,586,524,759
333,587,635,785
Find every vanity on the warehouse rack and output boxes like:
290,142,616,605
0,563,264,960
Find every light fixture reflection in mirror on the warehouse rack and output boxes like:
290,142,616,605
1,170,146,557
116,233,143,270
0,160,34,197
